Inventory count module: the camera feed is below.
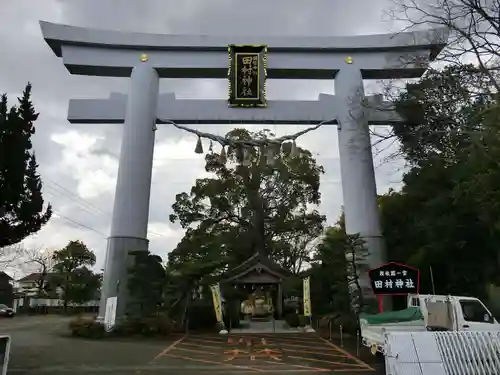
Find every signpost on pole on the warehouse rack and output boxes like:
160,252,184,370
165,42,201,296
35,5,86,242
0,336,10,375
368,262,420,313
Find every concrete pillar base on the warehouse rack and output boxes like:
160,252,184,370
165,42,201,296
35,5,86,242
98,236,149,320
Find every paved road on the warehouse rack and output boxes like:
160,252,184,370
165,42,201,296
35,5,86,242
3,316,169,375
0,316,383,375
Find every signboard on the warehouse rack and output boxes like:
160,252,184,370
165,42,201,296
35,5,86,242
302,276,312,317
0,336,11,375
368,262,420,295
104,296,117,332
228,44,267,107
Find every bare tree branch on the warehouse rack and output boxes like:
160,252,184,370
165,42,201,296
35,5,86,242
387,0,500,91
19,247,55,295
0,244,24,272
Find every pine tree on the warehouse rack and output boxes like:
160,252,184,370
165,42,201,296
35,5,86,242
0,83,52,248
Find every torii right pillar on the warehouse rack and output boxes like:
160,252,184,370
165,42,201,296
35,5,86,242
336,62,390,312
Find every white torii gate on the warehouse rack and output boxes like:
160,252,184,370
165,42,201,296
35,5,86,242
40,21,448,320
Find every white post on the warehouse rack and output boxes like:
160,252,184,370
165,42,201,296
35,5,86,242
97,61,159,321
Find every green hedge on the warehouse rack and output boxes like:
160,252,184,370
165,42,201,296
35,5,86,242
187,301,218,331
68,313,174,339
113,313,173,337
69,316,105,338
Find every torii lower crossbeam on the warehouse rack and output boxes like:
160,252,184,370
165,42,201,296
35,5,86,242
68,93,402,125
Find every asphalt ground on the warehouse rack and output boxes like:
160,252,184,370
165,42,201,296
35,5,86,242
0,316,383,375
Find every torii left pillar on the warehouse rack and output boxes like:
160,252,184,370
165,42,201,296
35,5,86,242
98,61,159,321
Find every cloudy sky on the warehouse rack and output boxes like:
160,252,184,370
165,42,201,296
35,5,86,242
0,0,407,277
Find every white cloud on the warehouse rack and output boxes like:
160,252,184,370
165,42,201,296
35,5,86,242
50,131,118,198
148,222,180,239
153,138,204,165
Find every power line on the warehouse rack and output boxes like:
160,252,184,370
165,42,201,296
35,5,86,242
40,158,354,242
44,187,104,218
46,179,108,216
43,179,165,238
52,210,106,237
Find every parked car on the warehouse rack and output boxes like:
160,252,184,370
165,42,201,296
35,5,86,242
0,305,14,318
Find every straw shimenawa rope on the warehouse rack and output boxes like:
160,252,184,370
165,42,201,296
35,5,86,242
159,119,335,149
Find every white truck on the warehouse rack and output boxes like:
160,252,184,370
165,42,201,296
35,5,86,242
360,294,500,354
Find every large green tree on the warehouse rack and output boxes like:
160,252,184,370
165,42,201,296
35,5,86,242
0,84,52,248
310,225,351,317
392,65,493,166
168,128,325,291
127,250,167,318
379,65,500,300
307,212,370,329
51,240,100,310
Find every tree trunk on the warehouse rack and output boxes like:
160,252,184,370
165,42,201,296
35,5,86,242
180,291,190,331
350,248,364,313
241,157,267,255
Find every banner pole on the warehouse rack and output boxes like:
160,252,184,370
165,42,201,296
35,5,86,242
377,295,384,313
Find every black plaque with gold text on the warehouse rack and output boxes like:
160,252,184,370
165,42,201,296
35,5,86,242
228,45,267,107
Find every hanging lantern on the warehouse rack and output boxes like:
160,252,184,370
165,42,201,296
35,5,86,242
290,140,299,158
219,146,227,165
194,137,204,154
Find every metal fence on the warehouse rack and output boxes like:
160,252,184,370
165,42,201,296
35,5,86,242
13,297,99,314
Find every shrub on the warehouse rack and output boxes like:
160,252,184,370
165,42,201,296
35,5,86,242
282,305,297,316
298,314,308,327
285,313,300,327
187,301,217,331
69,316,105,339
223,300,241,329
331,313,359,335
113,313,173,337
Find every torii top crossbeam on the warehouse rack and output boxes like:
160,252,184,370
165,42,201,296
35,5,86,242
40,21,448,80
